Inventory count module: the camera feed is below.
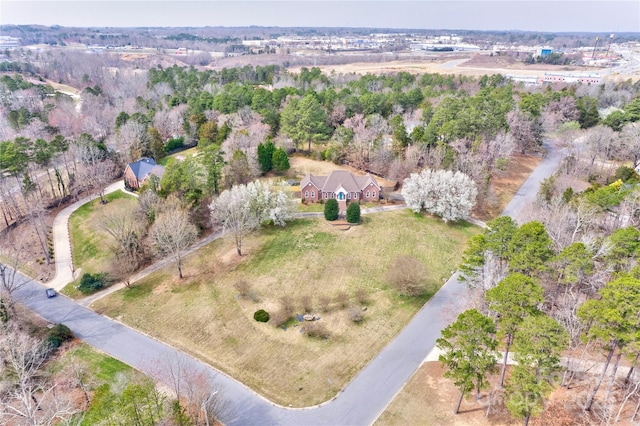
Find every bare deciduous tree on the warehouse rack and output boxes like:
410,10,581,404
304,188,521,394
150,197,198,279
100,205,145,286
620,122,640,170
0,324,79,425
0,230,28,317
153,352,229,425
507,108,543,155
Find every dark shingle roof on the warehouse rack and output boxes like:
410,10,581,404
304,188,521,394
301,170,380,193
128,158,164,181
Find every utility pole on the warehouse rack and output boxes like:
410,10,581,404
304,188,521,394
605,34,615,58
591,37,599,60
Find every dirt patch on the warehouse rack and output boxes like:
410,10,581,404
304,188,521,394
288,57,459,76
376,362,518,426
377,356,638,426
460,54,588,73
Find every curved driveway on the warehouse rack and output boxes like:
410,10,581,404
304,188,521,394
16,144,560,425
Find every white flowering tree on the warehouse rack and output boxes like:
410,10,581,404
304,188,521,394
402,169,478,222
210,180,295,255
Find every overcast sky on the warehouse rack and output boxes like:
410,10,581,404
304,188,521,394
1,1,639,33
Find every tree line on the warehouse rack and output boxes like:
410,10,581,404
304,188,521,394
438,164,640,424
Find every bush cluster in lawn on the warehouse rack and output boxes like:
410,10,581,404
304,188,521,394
47,324,74,349
324,199,339,221
387,255,429,297
253,309,270,323
304,322,330,339
78,272,108,294
346,202,361,223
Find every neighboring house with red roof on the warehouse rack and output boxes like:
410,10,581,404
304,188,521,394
124,158,165,189
300,170,381,213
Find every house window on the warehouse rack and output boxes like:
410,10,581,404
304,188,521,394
348,193,351,199
366,191,370,198
305,191,309,198
353,193,358,199
331,193,334,199
311,191,315,198
324,192,328,199
372,191,376,198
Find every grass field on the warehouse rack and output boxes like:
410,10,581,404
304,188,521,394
66,190,137,296
51,342,133,383
92,210,479,406
159,146,199,166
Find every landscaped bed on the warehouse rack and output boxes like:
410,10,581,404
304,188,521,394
92,209,479,406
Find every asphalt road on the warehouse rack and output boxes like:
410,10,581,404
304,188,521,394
12,143,561,425
501,141,562,222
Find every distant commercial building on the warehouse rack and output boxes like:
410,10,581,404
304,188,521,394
0,36,20,49
506,75,541,85
543,72,602,85
536,46,554,57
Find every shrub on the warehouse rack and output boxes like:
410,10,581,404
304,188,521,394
269,309,289,327
318,294,331,312
324,198,339,221
612,165,640,184
346,202,361,224
47,324,74,349
78,272,108,294
164,136,184,152
299,295,313,313
349,307,364,323
234,279,252,298
272,147,290,173
334,291,349,309
279,295,295,317
387,255,429,297
253,309,270,323
304,322,330,339
354,287,369,305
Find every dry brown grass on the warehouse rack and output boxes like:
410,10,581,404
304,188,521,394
473,153,543,222
376,360,611,426
92,210,479,407
376,362,519,426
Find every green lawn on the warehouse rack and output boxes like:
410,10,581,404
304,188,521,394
51,342,133,383
66,190,137,297
296,202,325,212
93,210,479,407
49,342,144,425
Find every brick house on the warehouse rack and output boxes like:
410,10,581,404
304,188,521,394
124,158,165,190
300,170,381,213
